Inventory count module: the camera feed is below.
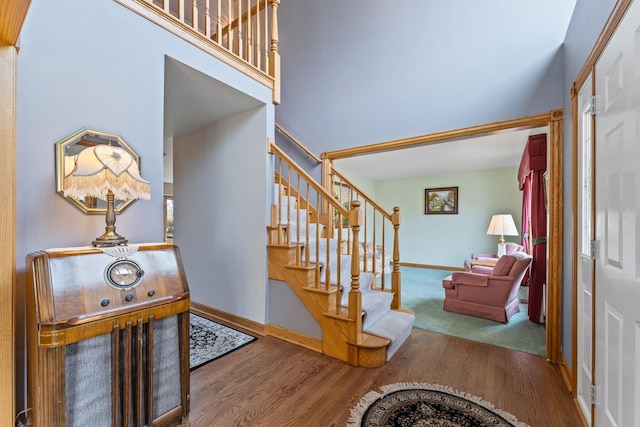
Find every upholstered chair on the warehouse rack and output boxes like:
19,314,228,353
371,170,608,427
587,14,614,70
463,241,526,272
442,252,532,323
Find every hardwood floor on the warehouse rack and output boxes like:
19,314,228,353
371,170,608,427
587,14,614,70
189,327,585,427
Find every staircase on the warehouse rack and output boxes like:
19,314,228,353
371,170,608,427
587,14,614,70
267,143,414,367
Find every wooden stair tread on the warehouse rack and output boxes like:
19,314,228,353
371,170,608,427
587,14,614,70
348,333,390,349
285,263,318,272
323,306,351,320
267,242,303,249
304,284,340,295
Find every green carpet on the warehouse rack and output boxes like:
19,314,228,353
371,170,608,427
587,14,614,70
385,267,546,356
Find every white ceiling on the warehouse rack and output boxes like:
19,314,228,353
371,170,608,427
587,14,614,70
332,127,548,181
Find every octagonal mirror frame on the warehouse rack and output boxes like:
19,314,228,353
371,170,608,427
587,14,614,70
55,128,142,214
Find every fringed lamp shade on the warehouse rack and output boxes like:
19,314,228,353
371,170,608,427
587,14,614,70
64,145,150,201
64,145,150,247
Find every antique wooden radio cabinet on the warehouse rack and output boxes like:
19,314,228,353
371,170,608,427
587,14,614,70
26,243,190,426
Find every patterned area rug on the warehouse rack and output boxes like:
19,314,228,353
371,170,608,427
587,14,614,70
348,383,530,427
190,313,256,371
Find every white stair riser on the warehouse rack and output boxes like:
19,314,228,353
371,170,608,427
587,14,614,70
279,208,309,226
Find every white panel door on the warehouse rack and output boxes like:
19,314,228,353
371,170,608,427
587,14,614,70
576,74,595,425
594,1,640,425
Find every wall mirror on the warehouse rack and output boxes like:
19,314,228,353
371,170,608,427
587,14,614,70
55,128,142,214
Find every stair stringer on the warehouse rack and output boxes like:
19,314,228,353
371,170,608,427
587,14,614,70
267,244,390,367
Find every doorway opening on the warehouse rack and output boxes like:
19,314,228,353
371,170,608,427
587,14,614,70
325,111,564,362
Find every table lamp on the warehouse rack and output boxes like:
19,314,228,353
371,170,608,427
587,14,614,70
63,144,150,247
486,214,518,257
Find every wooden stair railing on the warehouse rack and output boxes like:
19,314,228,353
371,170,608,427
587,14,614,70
326,168,402,309
268,142,392,367
275,123,402,309
275,123,322,163
114,0,281,103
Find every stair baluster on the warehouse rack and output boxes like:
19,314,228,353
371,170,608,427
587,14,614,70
267,140,415,367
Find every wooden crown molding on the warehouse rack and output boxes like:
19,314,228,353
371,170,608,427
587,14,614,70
322,111,558,161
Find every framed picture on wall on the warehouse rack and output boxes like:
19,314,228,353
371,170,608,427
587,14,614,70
425,187,458,214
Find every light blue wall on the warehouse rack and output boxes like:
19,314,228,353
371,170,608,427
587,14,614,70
375,168,522,267
277,0,621,370
174,108,269,323
268,279,322,339
13,0,623,388
17,0,271,258
342,171,377,198
277,0,568,153
15,0,274,409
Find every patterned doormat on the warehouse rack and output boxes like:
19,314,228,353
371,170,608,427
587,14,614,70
190,313,257,371
348,382,529,427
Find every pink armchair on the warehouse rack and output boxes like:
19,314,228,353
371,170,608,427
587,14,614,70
442,252,532,323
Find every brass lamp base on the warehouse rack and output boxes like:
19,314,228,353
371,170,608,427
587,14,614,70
92,233,128,247
496,235,506,257
91,189,128,247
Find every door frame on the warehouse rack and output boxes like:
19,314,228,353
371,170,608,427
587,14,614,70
1,0,32,422
571,0,634,408
0,43,17,426
574,73,596,424
324,110,565,364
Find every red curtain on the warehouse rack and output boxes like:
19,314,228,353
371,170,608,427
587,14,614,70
520,174,532,287
528,169,547,322
521,175,531,252
518,134,547,323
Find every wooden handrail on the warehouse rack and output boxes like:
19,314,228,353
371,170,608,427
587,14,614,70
271,126,402,308
270,139,359,319
268,134,412,364
275,123,322,163
269,142,348,217
273,124,395,221
220,1,267,34
331,168,393,220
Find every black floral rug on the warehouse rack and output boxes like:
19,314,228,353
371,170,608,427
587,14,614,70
190,313,256,371
348,383,530,427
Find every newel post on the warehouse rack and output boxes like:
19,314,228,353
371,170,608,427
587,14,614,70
348,200,362,344
391,206,401,309
269,0,281,104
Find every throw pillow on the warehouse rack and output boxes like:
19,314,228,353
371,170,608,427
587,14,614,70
492,255,516,276
505,241,524,255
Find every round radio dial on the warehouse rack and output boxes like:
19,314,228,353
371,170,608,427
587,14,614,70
104,259,144,291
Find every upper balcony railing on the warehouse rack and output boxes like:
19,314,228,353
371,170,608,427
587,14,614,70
115,0,281,103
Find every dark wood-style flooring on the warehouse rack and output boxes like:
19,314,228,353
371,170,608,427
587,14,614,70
189,327,584,426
